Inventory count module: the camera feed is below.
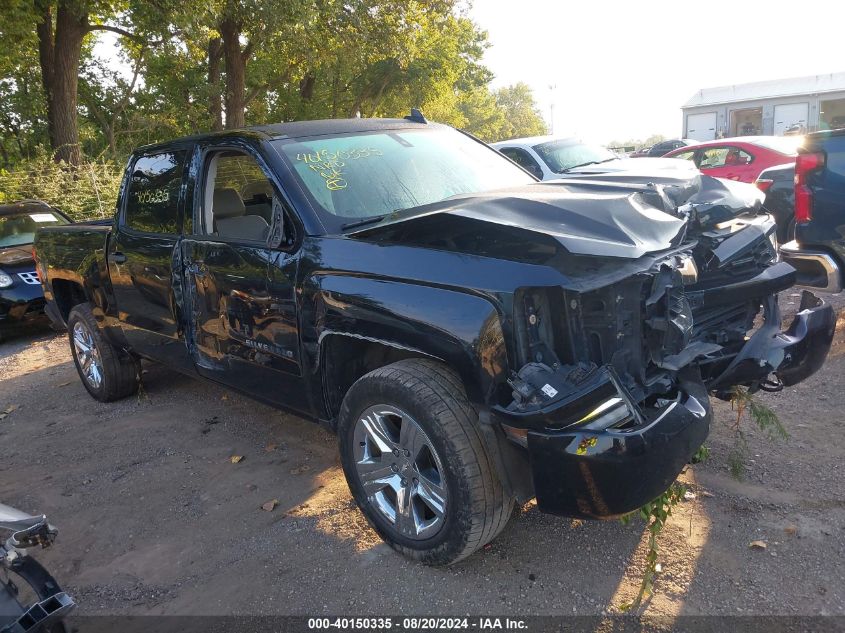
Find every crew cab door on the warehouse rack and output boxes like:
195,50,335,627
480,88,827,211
181,144,308,413
107,148,194,372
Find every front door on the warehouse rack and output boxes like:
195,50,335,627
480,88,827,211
107,149,194,372
182,146,308,413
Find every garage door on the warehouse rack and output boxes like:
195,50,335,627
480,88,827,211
774,103,808,135
686,112,717,141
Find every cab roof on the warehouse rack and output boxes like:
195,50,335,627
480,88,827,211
136,118,446,154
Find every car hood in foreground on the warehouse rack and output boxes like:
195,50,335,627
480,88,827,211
351,173,764,261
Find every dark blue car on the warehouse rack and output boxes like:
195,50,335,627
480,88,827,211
0,200,70,340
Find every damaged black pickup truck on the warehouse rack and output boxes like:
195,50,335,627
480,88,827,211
34,117,835,565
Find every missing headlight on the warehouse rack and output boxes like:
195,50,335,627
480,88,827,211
576,396,634,431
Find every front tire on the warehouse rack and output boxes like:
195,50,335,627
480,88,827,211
67,303,139,402
338,359,513,565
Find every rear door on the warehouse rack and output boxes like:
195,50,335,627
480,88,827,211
107,147,194,372
181,142,308,413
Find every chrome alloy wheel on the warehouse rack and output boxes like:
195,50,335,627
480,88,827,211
72,321,103,390
353,404,448,540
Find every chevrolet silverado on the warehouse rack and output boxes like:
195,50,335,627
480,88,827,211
34,117,835,564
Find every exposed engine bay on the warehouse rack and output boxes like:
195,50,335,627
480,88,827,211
496,173,832,437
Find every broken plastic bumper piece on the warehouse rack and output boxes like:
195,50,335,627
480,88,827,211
709,290,835,394
493,365,711,519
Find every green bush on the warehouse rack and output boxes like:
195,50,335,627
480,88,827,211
0,152,124,221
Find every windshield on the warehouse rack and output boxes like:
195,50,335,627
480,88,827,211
0,209,68,247
275,128,535,232
532,139,616,172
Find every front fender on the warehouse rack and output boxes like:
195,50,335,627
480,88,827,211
308,275,509,405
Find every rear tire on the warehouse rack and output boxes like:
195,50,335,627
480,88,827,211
338,358,513,565
67,303,139,402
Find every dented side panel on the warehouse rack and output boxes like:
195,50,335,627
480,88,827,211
301,271,509,412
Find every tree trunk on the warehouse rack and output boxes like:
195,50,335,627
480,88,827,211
36,1,87,165
220,17,246,129
366,75,393,118
35,1,57,149
299,72,315,101
207,37,223,131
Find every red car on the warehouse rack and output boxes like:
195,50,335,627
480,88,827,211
663,136,802,183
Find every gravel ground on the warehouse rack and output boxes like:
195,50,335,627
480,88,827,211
1,292,844,619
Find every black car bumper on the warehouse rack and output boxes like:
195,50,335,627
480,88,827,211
493,290,834,519
0,283,46,327
521,372,710,518
708,289,835,392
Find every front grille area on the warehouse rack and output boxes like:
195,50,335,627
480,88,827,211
559,278,648,385
17,271,40,285
691,301,756,345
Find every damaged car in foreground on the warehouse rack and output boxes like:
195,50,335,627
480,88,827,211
34,117,835,565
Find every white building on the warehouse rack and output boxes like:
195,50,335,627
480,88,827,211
681,72,845,141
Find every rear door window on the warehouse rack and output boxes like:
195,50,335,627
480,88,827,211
699,146,753,169
124,151,187,234
698,147,730,169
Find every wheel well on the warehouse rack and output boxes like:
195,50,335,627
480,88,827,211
321,336,431,425
51,279,88,321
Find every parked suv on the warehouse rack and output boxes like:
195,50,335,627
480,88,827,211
35,117,834,564
780,129,845,292
0,200,70,340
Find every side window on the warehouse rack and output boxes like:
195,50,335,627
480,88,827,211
699,146,752,168
698,147,730,169
500,147,544,179
724,147,753,166
124,151,186,234
201,150,276,243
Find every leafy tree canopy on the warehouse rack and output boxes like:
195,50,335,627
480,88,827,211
0,0,547,168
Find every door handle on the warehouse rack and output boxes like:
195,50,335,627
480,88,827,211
109,252,127,264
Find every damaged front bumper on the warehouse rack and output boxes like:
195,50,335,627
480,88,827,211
494,368,710,518
493,290,835,519
708,290,835,394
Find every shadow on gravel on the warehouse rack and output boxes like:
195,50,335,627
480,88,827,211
0,320,57,354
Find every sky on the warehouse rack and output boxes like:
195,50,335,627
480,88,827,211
469,0,845,144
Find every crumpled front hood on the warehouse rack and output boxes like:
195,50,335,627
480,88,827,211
439,186,686,259
0,244,34,266
351,173,764,261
